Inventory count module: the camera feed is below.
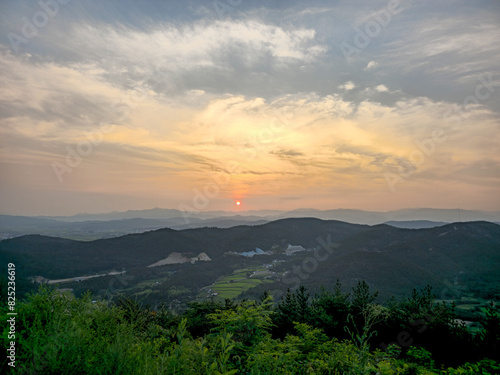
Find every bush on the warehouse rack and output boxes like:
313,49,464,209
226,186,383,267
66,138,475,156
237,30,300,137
3,286,156,374
2,285,500,374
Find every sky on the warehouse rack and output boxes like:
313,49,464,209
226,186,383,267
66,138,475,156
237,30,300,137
0,0,499,216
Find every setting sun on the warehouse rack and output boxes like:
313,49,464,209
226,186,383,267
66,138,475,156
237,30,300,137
236,201,241,206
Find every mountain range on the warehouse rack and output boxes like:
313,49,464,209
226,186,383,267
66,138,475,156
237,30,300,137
1,207,499,240
1,217,499,310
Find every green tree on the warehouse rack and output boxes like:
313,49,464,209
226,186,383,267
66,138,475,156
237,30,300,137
351,280,379,315
310,282,351,339
383,286,473,367
480,302,500,360
295,285,311,322
273,288,298,337
208,296,274,351
184,299,233,337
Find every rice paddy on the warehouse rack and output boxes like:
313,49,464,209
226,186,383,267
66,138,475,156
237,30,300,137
199,266,275,299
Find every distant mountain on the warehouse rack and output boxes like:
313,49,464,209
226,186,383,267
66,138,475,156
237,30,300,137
273,208,500,225
1,208,498,240
33,207,500,224
37,208,207,222
384,220,448,229
273,209,390,224
176,216,269,229
0,215,66,228
0,214,268,240
384,208,500,223
37,208,281,222
1,218,499,307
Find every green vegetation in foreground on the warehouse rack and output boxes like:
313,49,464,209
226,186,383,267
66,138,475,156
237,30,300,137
2,284,500,375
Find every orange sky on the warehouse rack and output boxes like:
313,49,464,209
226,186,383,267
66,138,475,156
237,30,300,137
1,1,499,215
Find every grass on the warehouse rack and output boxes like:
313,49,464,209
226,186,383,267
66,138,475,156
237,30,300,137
168,286,192,297
199,266,274,300
456,304,476,312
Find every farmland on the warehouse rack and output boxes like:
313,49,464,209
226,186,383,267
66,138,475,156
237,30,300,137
199,266,275,299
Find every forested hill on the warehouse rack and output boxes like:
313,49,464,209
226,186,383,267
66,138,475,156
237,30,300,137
1,218,499,308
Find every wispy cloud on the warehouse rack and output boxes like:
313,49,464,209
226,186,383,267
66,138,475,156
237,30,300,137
0,0,499,214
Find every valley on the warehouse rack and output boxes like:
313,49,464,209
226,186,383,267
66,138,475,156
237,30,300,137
1,218,499,323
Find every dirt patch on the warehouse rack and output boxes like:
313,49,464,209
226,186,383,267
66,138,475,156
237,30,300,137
147,252,211,267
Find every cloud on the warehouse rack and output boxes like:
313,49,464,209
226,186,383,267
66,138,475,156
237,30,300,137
270,149,304,158
1,0,499,214
335,144,392,168
375,7,500,101
364,61,378,70
0,49,138,133
338,81,356,91
29,20,326,98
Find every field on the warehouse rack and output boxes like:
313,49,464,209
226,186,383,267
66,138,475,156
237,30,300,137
198,266,275,300
435,295,500,334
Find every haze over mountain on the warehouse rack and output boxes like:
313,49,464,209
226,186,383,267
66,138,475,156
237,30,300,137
29,207,499,223
1,208,499,240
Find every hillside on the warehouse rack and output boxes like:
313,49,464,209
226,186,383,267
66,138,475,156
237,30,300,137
0,214,269,241
1,219,499,309
2,208,499,240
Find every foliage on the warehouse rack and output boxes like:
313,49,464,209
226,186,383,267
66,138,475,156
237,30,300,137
310,282,351,339
381,286,476,366
479,302,500,361
208,295,274,367
184,298,235,337
406,347,434,369
272,286,312,338
2,284,500,374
